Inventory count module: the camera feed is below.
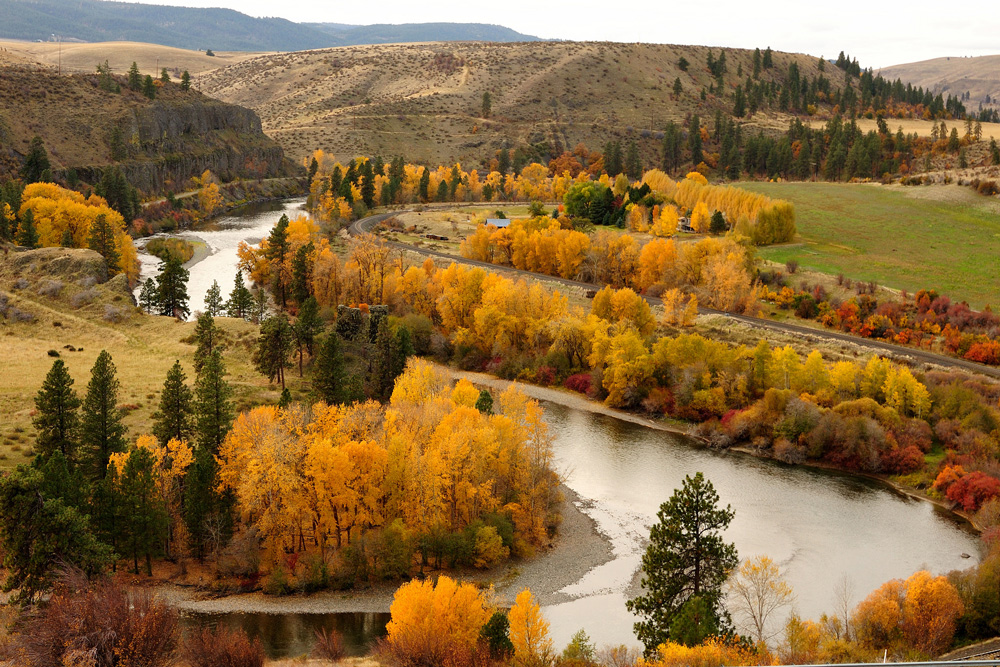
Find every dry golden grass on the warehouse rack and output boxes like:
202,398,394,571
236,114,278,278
0,39,265,79
196,41,844,165
807,116,1000,139
265,659,384,667
0,248,294,471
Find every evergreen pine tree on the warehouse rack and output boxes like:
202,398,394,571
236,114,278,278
278,387,292,408
329,165,343,197
360,160,376,208
160,67,170,83
142,74,156,100
204,279,224,316
991,137,1000,165
20,136,50,184
497,149,511,176
180,70,191,91
294,296,323,377
183,447,216,560
194,350,233,453
226,271,253,320
475,389,494,415
79,350,127,482
266,214,291,306
603,141,623,176
17,208,38,248
313,331,347,405
709,211,727,234
119,446,168,575
290,242,314,305
307,157,319,182
367,320,413,401
87,213,121,276
418,167,430,201
192,312,220,375
152,360,193,445
733,85,746,118
139,278,158,314
625,140,642,180
688,115,703,166
33,359,81,461
127,62,142,91
156,256,190,319
481,91,492,118
672,77,683,97
626,473,737,653
38,449,87,512
253,315,294,389
0,465,111,605
436,179,449,202
252,288,269,324
60,227,74,247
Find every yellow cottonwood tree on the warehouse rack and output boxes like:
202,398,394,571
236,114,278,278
508,588,553,666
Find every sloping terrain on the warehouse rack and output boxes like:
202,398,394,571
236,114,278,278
199,41,844,165
0,64,291,191
879,55,1000,111
304,22,541,45
0,39,264,78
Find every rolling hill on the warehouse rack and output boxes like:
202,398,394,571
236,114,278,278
197,41,845,166
879,55,1000,111
0,0,540,51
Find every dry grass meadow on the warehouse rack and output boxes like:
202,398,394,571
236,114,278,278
0,39,264,80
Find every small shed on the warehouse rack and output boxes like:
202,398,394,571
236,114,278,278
486,218,511,228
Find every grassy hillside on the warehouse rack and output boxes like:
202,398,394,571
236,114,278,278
0,247,280,472
745,182,1000,308
304,22,541,45
879,55,1000,112
198,41,845,165
0,39,264,78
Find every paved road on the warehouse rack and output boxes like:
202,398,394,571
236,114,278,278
349,210,1000,380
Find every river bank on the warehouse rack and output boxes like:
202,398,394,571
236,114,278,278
157,483,614,616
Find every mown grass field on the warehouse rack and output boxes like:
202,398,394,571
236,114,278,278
742,182,1000,308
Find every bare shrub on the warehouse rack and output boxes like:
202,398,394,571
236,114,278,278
15,575,177,667
183,626,264,667
312,627,345,661
77,276,97,288
8,306,35,322
36,279,63,297
12,277,28,290
785,259,799,274
71,288,99,308
597,644,641,667
103,305,125,323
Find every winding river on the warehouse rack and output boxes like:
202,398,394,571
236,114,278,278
137,201,981,657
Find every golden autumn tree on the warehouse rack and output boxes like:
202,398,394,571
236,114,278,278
386,576,490,663
690,201,712,233
508,588,553,667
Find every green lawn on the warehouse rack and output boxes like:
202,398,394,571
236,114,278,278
741,182,1000,308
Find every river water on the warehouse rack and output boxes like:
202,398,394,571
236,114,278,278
156,201,981,656
134,198,309,318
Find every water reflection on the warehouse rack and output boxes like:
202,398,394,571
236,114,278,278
179,611,390,659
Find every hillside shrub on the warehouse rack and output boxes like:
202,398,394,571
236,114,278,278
183,626,264,667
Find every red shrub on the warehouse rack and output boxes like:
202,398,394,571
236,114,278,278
880,445,925,474
534,365,556,386
564,373,592,394
946,472,1000,512
965,341,1000,366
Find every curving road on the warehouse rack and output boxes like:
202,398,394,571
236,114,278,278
349,210,1000,381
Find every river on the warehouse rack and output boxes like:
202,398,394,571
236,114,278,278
134,198,308,317
147,201,981,656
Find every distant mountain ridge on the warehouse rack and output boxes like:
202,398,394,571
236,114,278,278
0,0,540,51
303,22,542,46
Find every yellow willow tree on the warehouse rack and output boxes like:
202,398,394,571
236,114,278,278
509,588,553,666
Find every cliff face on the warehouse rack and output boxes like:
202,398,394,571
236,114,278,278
0,64,296,193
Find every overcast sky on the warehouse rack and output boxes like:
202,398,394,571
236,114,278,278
121,0,998,69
